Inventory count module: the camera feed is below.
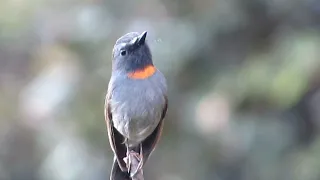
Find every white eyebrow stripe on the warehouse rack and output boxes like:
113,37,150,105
130,37,138,44
116,43,127,52
118,43,126,49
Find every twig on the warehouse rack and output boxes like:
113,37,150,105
123,150,144,180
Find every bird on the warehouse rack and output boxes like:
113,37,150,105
104,31,168,180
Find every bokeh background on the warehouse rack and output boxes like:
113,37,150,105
1,0,320,179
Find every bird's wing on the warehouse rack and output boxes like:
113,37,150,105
141,95,168,165
105,92,128,172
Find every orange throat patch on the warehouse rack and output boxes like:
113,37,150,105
128,65,156,79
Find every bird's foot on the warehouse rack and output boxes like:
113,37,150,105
130,144,143,178
130,152,143,178
124,150,131,173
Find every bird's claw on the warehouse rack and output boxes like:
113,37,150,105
124,143,144,177
130,152,143,178
125,151,131,173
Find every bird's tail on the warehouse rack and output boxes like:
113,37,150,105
110,158,131,180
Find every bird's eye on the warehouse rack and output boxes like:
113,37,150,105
120,50,127,56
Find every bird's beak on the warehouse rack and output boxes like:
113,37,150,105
137,31,147,45
131,31,147,46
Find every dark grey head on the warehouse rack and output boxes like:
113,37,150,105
112,31,153,73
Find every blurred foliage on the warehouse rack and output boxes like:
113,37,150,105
0,0,320,179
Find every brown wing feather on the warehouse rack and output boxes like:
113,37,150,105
141,95,168,165
105,93,128,172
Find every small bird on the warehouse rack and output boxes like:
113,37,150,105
105,31,168,180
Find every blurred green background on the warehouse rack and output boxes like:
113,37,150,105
1,0,320,179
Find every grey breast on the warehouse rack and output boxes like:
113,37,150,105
109,70,167,144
